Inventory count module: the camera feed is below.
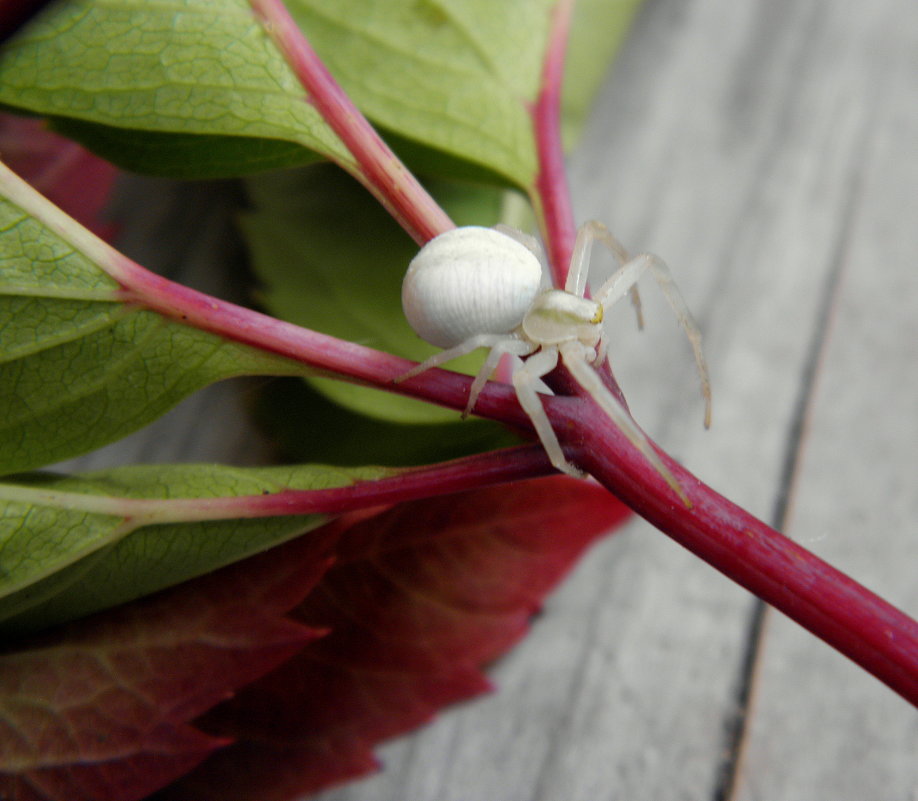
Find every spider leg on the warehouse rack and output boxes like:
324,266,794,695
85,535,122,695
493,224,543,260
394,334,510,383
560,341,690,505
511,347,585,478
593,252,712,429
463,338,535,419
568,220,643,329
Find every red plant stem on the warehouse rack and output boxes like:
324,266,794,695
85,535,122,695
52,446,554,526
532,0,578,282
112,252,528,420
553,396,918,705
248,0,453,245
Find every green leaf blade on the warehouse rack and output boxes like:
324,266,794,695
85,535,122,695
0,462,390,634
0,0,562,187
0,0,353,169
0,170,302,475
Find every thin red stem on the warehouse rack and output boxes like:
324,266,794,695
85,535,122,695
141,446,554,523
249,0,453,245
532,0,578,282
113,252,527,423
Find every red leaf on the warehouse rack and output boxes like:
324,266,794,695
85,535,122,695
0,114,119,239
0,529,338,801
160,476,629,800
0,1,56,42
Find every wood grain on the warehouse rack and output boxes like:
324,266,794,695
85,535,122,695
316,0,918,798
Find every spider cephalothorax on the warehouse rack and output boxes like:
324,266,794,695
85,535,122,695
398,221,711,502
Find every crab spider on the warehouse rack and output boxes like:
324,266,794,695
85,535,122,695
397,221,711,503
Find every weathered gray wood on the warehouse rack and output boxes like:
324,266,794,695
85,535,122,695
316,0,917,799
730,3,918,794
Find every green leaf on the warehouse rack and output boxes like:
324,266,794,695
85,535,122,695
0,162,303,474
252,377,521,466
0,0,551,186
283,0,552,184
50,120,325,180
0,0,643,185
0,462,390,634
0,0,355,171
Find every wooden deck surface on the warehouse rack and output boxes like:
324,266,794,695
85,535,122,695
316,1,918,798
69,0,917,798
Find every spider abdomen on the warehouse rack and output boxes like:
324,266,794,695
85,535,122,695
402,226,542,348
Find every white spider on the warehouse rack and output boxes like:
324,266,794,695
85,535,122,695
396,221,711,502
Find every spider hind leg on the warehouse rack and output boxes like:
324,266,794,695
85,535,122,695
463,339,534,418
593,248,712,429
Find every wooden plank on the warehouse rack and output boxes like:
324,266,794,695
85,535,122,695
732,1,918,794
316,0,917,798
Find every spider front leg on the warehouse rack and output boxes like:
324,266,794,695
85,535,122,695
559,341,690,505
511,346,585,478
569,220,644,329
593,249,712,428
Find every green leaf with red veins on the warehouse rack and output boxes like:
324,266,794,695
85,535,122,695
0,0,643,185
0,462,390,635
0,160,305,475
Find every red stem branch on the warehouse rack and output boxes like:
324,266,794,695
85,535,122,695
248,0,453,245
22,158,913,705
532,0,578,282
119,446,555,524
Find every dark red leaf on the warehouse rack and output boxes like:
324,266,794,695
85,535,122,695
160,476,629,800
0,114,119,239
0,0,56,42
0,528,339,801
